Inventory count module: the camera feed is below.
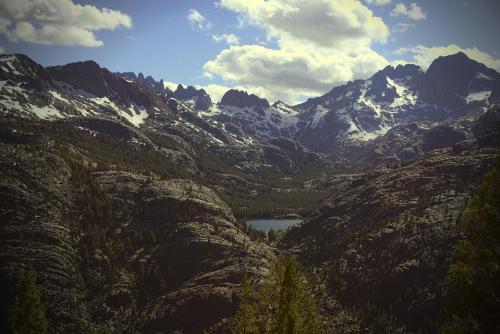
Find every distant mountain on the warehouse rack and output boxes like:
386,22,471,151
173,84,212,111
220,89,270,109
115,71,170,94
0,53,321,175
176,52,499,151
48,61,155,108
294,52,500,150
204,90,299,139
1,52,499,155
418,52,500,107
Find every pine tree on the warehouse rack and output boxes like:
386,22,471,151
231,256,324,334
274,256,324,334
232,275,259,334
275,256,301,334
9,264,49,334
441,155,500,333
268,228,277,242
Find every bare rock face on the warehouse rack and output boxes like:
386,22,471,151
0,141,91,333
0,54,53,91
220,89,270,109
0,131,273,334
280,147,497,332
95,171,274,333
115,71,169,94
174,84,213,111
418,52,500,109
47,60,155,108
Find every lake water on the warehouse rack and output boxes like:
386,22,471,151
246,219,302,233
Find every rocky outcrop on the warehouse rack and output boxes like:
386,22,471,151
48,61,155,108
325,106,500,170
174,85,213,111
472,107,500,143
115,71,169,94
418,52,500,109
220,89,270,109
0,54,53,91
281,147,497,332
96,171,274,333
0,140,91,333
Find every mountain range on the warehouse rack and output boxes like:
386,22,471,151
1,52,498,154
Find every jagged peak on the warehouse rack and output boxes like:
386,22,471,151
372,63,423,81
427,52,475,73
173,84,212,110
438,51,469,61
220,89,269,109
174,84,206,97
272,100,288,108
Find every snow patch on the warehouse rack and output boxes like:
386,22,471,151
49,90,70,103
122,104,148,127
0,95,28,114
475,72,494,81
0,56,22,76
387,76,417,108
30,104,62,119
310,105,329,127
357,90,382,115
1,82,29,99
466,90,491,103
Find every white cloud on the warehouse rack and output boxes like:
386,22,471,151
199,82,303,105
364,0,391,6
195,83,235,103
393,22,415,33
206,0,390,103
394,44,500,71
187,9,212,30
163,81,179,92
219,0,389,48
0,45,4,54
390,3,426,21
212,33,240,46
0,0,131,47
204,44,388,104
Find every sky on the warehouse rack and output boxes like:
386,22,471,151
0,0,499,104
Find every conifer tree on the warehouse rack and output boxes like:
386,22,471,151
9,264,48,334
268,228,277,242
275,256,301,333
441,155,500,333
274,256,324,334
232,275,259,334
231,256,324,334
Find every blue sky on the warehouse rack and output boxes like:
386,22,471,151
1,0,499,104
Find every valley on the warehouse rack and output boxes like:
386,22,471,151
245,219,302,233
0,50,499,334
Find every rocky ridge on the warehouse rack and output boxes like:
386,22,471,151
0,130,274,333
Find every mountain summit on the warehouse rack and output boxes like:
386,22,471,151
173,84,212,111
220,89,270,109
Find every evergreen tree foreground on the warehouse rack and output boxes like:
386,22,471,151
8,264,48,334
441,154,500,333
232,255,324,334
